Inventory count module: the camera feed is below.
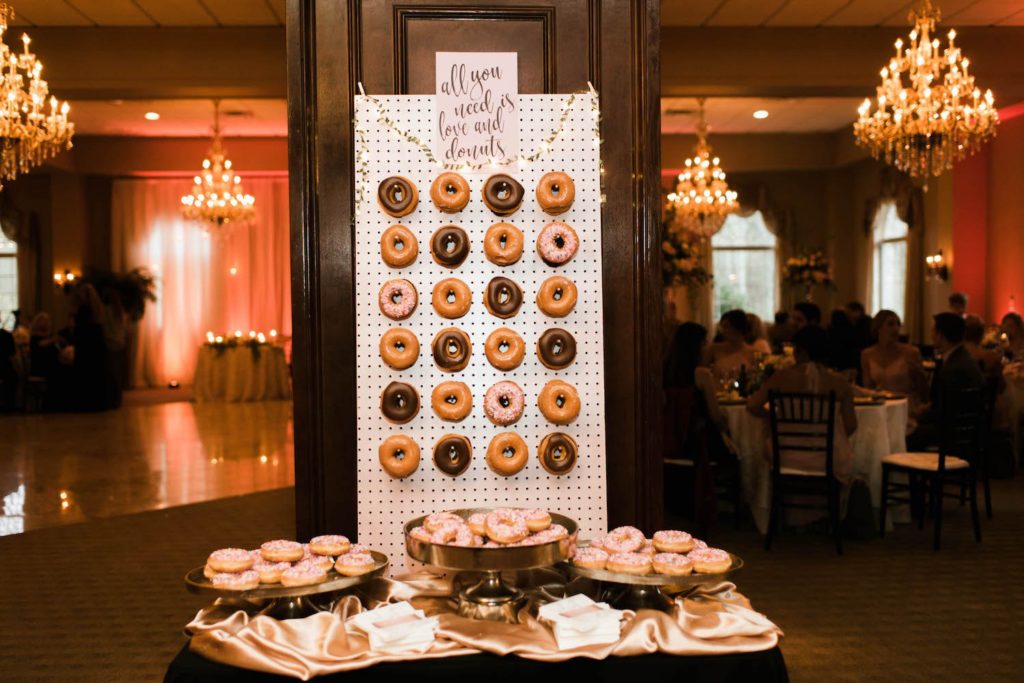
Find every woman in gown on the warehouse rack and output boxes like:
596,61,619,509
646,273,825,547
860,310,928,423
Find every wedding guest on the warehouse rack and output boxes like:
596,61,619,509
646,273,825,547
746,325,857,480
746,312,773,355
664,322,728,434
827,308,861,378
768,310,793,351
907,313,985,451
844,301,873,352
709,309,758,377
1001,312,1024,361
949,292,969,317
791,301,822,330
29,313,59,381
861,310,928,408
964,315,1003,379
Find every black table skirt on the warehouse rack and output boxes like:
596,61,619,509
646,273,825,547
165,642,789,683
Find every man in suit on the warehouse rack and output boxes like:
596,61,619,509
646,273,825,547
907,312,985,451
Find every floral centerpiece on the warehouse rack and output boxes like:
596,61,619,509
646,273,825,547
784,250,833,300
662,203,712,288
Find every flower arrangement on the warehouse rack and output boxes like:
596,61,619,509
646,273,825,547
662,203,712,288
783,251,834,287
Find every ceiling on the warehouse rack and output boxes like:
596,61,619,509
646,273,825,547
662,0,1024,26
69,99,287,137
661,97,863,134
8,0,284,26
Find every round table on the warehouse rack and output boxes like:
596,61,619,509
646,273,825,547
722,399,909,534
193,345,291,403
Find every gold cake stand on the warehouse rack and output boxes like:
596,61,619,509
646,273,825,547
559,546,743,611
405,509,578,623
184,550,389,619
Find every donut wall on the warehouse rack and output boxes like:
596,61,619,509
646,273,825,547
354,94,607,570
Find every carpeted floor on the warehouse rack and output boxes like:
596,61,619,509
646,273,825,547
1,480,1022,682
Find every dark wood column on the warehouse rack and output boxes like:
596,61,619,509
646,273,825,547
287,0,663,538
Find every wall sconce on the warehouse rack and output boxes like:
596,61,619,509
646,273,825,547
52,269,79,292
925,250,949,282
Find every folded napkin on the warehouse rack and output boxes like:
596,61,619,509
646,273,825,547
537,594,626,650
349,601,438,654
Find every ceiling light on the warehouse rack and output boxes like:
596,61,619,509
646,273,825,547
753,110,769,120
144,112,160,121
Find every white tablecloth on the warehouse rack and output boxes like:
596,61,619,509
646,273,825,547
192,345,291,403
723,399,909,533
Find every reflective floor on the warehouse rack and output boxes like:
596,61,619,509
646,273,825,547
0,398,294,535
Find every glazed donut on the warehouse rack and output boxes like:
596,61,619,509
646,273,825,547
380,381,420,424
379,328,419,370
536,276,578,318
211,570,261,591
378,435,420,479
486,432,529,476
431,225,470,268
431,278,472,319
535,172,575,215
334,553,378,576
467,513,488,536
430,172,471,213
431,381,473,421
652,530,694,554
484,276,523,319
309,535,351,556
281,564,327,587
380,224,418,268
409,526,433,543
537,380,581,424
253,559,291,584
431,328,472,372
602,526,645,554
538,432,578,475
536,221,580,267
298,548,334,572
431,522,477,547
637,539,657,557
573,547,609,570
260,540,304,563
379,279,418,321
207,548,254,573
433,434,472,477
606,552,653,576
525,508,552,533
484,509,529,544
688,547,732,574
485,327,525,371
423,512,464,533
652,553,694,577
483,222,524,266
481,174,525,216
377,176,418,217
203,564,218,580
537,328,577,369
535,523,568,542
484,381,525,426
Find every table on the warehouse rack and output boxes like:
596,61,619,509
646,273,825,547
192,345,291,403
165,643,789,683
723,399,909,533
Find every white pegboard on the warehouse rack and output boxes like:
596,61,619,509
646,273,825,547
354,94,607,571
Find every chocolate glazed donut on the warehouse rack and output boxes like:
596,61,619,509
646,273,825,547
482,174,525,216
537,328,577,369
380,381,420,424
538,432,578,475
484,276,523,319
431,225,470,268
433,435,472,476
377,176,418,217
432,328,472,372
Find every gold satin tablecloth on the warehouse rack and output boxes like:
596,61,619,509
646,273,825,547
185,570,781,680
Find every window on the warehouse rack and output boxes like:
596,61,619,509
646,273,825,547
871,200,908,320
711,211,777,320
0,232,16,327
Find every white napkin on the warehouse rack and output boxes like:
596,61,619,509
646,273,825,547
538,594,627,650
349,601,438,654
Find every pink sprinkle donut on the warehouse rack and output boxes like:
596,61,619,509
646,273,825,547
688,547,732,574
261,540,304,562
253,559,291,584
431,521,476,546
484,509,529,544
606,552,653,575
309,535,350,556
652,530,694,553
573,547,609,569
652,552,694,576
379,279,418,320
467,513,488,536
207,548,254,573
281,563,327,587
636,539,656,556
535,523,569,542
424,512,465,532
335,552,377,576
409,526,433,542
603,526,645,554
212,570,260,590
536,221,580,267
347,544,371,555
525,508,552,532
484,381,525,426
296,554,334,572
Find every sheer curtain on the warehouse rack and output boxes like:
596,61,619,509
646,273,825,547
111,177,291,387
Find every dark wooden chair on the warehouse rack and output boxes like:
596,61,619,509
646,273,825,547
765,390,842,555
879,386,983,551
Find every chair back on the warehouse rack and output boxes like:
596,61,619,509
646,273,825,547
767,391,837,478
938,386,984,471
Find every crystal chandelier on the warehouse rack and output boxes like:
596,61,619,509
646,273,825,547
0,4,74,190
181,100,255,231
854,0,998,182
666,98,738,239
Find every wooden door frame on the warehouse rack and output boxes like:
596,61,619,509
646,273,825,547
287,0,663,538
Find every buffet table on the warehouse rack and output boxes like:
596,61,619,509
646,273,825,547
192,345,291,403
723,399,909,533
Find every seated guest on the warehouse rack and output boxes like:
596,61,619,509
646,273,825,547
964,315,1003,379
746,325,857,480
907,313,985,451
844,301,873,353
861,310,928,409
664,322,728,436
709,309,757,378
1002,312,1024,361
948,291,969,317
29,313,60,380
745,312,773,355
791,301,822,330
768,310,793,352
827,308,861,378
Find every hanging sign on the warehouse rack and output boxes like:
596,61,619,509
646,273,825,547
434,51,518,171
